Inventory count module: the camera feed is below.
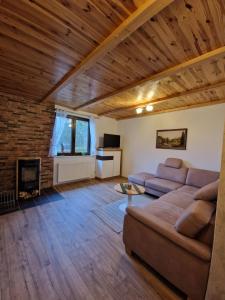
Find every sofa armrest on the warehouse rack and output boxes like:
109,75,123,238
126,206,211,262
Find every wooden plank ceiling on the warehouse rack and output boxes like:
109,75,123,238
1,0,225,119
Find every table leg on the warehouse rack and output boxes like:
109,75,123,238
128,194,132,206
119,194,132,212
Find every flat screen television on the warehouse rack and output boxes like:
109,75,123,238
103,134,120,148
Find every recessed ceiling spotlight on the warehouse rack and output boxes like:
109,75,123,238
136,107,143,114
146,105,154,112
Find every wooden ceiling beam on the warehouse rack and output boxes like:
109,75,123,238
117,99,225,120
75,45,225,110
99,79,225,116
40,0,174,102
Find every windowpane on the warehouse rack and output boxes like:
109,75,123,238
75,119,89,154
57,118,72,153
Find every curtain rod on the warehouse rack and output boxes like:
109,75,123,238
55,105,99,119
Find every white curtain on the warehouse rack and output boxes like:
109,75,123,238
49,110,68,157
89,117,96,156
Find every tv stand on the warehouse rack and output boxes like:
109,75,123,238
96,148,122,179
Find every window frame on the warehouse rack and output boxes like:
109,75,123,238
57,115,90,156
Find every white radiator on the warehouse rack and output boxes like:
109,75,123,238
57,161,93,184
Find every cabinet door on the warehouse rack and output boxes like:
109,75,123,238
96,160,114,178
102,161,114,178
113,152,121,176
95,160,102,178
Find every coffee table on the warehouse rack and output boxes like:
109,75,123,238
114,182,145,212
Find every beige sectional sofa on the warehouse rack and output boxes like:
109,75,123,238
128,158,218,197
124,158,219,300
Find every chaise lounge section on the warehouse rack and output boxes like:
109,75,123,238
125,158,219,300
129,158,188,197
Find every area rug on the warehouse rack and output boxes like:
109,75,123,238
20,188,64,210
92,194,155,233
0,188,64,215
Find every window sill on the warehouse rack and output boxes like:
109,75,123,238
57,154,91,157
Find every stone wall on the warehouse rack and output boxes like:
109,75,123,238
0,92,54,191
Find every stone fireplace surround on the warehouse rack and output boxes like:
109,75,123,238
0,92,54,192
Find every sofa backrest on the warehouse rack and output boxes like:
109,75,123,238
156,163,188,184
165,158,182,169
186,168,219,188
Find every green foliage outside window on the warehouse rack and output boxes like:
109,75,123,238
57,116,90,155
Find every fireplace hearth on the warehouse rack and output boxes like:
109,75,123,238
17,158,41,200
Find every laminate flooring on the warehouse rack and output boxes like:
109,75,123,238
0,178,182,300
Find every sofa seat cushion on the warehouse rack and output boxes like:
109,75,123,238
160,191,194,210
128,172,155,186
127,199,183,225
177,185,199,196
145,187,165,198
145,178,183,194
126,205,211,261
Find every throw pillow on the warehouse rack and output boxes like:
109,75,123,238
194,180,219,202
174,200,216,238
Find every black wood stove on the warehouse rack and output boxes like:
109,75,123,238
16,158,41,200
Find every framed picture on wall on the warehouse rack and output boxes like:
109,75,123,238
156,128,188,150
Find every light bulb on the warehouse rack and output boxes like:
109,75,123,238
146,105,154,112
136,107,143,114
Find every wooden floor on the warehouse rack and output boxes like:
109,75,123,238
0,178,181,300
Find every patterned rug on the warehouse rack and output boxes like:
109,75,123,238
92,194,155,233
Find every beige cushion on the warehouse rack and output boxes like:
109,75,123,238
176,185,199,196
145,178,183,193
160,191,194,210
165,158,182,169
186,168,219,188
156,163,188,184
128,172,155,186
175,200,216,238
127,199,184,225
197,214,216,246
194,180,219,202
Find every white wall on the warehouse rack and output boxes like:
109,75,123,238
118,104,225,177
95,116,119,147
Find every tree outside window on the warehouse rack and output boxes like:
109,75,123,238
57,116,90,155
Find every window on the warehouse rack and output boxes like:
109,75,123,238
57,116,90,155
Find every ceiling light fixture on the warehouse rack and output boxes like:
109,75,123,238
136,107,143,114
146,104,154,112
